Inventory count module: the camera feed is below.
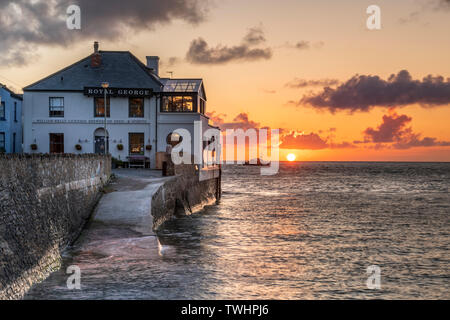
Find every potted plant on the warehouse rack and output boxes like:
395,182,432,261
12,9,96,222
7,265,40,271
145,145,152,151
117,144,124,151
30,144,38,150
75,144,82,151
111,157,124,169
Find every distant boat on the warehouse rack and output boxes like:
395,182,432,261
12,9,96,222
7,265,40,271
243,158,270,166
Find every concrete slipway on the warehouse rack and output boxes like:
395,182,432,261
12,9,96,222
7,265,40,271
93,169,172,236
74,169,176,261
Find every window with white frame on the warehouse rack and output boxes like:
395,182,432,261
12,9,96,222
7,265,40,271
49,97,64,117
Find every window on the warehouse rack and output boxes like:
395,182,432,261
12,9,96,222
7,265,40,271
161,95,195,112
14,102,17,121
129,133,144,155
49,97,64,117
0,132,5,152
50,133,64,154
0,101,5,120
94,97,110,117
129,98,144,118
200,99,206,114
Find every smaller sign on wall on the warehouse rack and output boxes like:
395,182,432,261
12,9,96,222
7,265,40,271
33,119,150,124
84,87,153,97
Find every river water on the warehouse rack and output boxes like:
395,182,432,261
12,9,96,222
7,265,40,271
25,162,450,299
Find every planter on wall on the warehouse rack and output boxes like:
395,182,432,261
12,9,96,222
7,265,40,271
117,144,124,151
145,145,152,151
30,144,38,151
75,144,82,151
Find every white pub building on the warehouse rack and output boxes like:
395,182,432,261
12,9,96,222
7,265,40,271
23,42,217,169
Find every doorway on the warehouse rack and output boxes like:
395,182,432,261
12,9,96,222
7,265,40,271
94,128,109,154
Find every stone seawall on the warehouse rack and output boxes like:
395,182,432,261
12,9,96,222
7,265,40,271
151,165,220,231
0,154,111,300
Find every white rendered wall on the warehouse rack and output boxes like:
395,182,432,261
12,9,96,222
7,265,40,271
23,91,157,167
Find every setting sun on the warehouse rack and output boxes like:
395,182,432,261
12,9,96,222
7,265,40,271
287,153,296,162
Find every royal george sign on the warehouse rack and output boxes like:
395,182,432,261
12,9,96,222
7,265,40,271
84,87,153,97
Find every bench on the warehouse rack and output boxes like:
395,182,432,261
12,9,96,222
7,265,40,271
127,155,149,169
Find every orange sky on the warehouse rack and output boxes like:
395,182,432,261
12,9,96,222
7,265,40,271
1,0,449,161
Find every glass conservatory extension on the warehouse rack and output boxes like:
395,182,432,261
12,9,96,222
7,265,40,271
161,79,206,114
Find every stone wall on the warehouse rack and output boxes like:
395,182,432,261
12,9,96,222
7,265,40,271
151,164,220,230
0,154,110,300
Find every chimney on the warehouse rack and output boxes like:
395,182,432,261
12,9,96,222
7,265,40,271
91,41,101,68
146,56,159,76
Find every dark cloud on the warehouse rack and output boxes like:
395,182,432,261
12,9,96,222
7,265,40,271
0,0,210,66
285,78,340,89
186,27,272,65
283,40,324,50
439,0,450,8
364,113,413,143
357,112,450,149
294,41,310,50
243,26,266,45
296,70,450,113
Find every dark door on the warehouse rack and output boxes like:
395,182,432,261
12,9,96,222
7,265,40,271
95,136,109,154
50,133,64,154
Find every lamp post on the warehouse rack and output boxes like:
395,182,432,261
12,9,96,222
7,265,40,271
101,82,109,155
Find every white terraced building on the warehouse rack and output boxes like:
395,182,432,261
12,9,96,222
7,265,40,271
22,42,218,169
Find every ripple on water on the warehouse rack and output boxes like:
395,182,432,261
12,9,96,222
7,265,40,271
25,163,450,299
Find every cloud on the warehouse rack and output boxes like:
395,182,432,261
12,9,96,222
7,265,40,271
243,26,266,45
283,40,324,50
207,111,354,150
279,132,328,150
357,111,450,149
161,57,181,69
438,0,450,8
296,70,450,113
0,0,210,66
294,41,310,50
363,113,413,143
280,130,355,150
206,111,227,127
285,78,340,89
399,11,421,24
186,27,272,65
207,112,261,130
